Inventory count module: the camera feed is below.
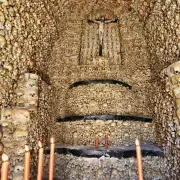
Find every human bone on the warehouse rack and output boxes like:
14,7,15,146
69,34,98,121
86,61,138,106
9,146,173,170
176,109,180,119
13,129,28,141
0,131,2,139
0,143,3,152
3,141,13,148
12,109,30,126
0,35,6,48
0,11,5,23
172,86,180,98
171,75,180,85
175,98,180,109
3,63,13,72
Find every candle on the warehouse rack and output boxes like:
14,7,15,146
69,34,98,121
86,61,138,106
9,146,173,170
37,141,44,180
135,139,144,180
1,153,9,180
95,135,99,148
49,137,55,180
24,145,31,180
105,133,109,149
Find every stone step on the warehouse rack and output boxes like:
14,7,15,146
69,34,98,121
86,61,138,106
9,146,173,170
43,145,166,180
44,144,163,158
56,118,155,146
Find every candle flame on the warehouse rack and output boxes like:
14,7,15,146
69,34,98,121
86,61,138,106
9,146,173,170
135,139,140,146
25,145,30,152
38,141,42,148
50,137,54,144
2,153,9,161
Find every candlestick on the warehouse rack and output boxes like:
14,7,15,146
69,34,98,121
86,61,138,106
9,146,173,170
37,141,44,180
135,139,144,180
49,137,55,180
105,133,109,149
1,153,9,180
24,145,31,180
95,135,99,148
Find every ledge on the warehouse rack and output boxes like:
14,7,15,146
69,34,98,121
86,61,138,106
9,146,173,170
45,144,163,159
56,115,152,123
69,79,132,89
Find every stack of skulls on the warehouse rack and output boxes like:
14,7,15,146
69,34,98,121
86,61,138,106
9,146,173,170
165,61,180,177
0,108,30,179
166,61,180,128
15,73,38,111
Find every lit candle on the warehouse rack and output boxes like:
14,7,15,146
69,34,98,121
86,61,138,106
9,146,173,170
135,139,144,180
24,145,31,180
105,133,109,149
95,135,99,148
49,137,55,180
37,141,44,180
1,153,9,180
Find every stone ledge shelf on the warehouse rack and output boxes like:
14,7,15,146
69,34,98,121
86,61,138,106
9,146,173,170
45,144,163,158
69,79,132,89
56,115,152,122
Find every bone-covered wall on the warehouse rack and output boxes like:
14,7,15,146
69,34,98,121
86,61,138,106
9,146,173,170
138,1,180,179
0,0,179,179
0,0,57,178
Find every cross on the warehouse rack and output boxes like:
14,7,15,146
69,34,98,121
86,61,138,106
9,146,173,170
88,16,118,56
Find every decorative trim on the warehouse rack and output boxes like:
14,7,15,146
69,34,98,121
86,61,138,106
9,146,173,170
56,115,152,122
45,145,163,158
69,79,132,89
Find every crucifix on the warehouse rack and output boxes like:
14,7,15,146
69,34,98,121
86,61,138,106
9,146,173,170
88,16,118,56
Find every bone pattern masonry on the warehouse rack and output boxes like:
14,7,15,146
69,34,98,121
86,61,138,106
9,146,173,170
0,0,179,179
0,73,39,180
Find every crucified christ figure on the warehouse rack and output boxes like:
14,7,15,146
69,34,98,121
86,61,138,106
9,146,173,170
88,16,118,56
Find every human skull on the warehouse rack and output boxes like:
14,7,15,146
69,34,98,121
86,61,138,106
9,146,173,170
13,129,28,141
172,63,180,75
14,163,24,173
173,86,180,98
12,109,30,126
1,108,13,126
12,172,24,180
16,89,25,98
3,141,13,148
166,61,180,77
2,132,12,142
15,146,25,155
26,79,38,88
24,89,38,101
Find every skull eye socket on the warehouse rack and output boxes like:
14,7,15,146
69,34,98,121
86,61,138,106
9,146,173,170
175,71,179,74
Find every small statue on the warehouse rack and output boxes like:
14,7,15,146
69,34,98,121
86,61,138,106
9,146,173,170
88,16,118,56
